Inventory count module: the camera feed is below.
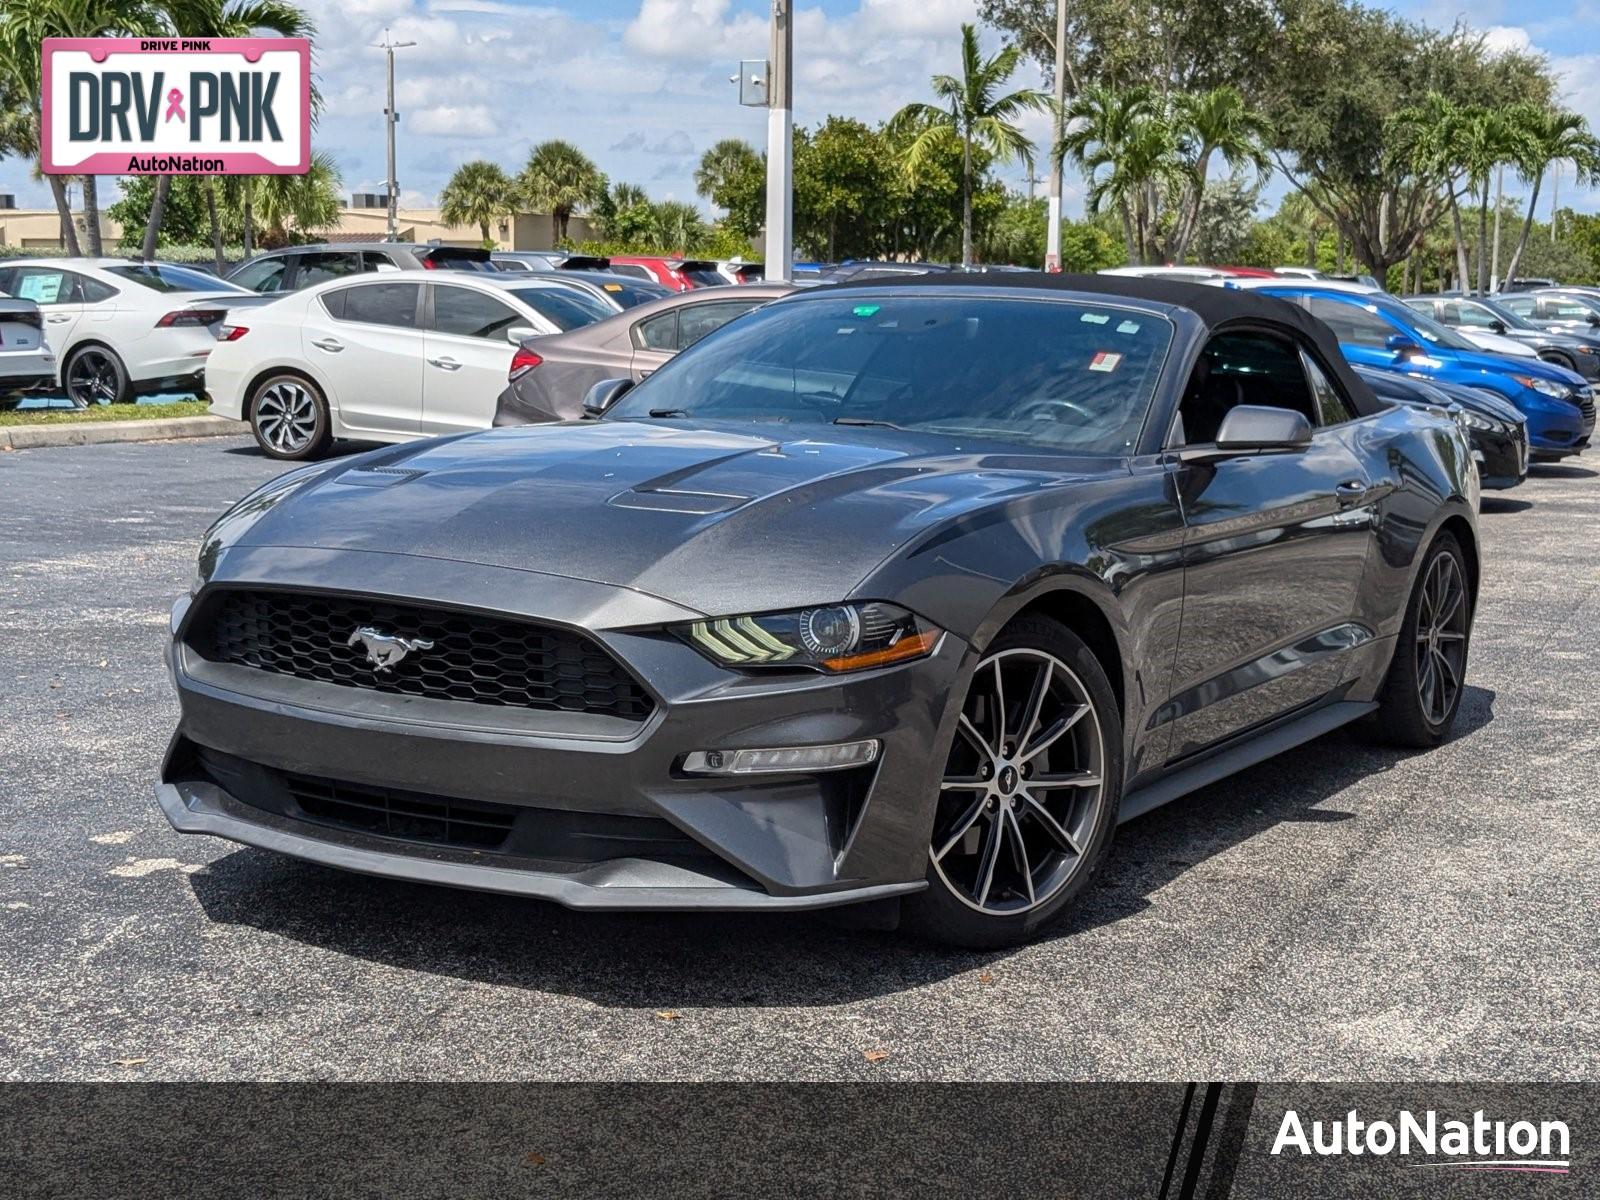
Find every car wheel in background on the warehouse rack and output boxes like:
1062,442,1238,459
64,345,131,406
905,617,1122,949
1365,533,1471,748
249,373,332,460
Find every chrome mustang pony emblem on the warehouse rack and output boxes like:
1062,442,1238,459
347,626,434,672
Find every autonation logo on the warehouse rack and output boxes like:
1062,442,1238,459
1272,1108,1571,1175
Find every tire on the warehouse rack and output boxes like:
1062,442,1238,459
249,373,332,460
1365,533,1471,748
904,616,1123,949
1540,351,1579,376
64,344,131,406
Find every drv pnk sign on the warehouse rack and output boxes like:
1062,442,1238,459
42,38,309,175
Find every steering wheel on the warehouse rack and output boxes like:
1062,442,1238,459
1012,397,1098,424
795,390,845,415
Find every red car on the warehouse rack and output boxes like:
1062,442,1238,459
605,256,725,292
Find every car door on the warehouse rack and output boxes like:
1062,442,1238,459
423,283,541,434
0,265,85,360
1164,328,1376,760
309,281,424,435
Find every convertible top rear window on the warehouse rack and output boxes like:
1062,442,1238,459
606,295,1174,453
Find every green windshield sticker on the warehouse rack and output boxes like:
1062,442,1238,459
1080,312,1109,324
852,304,880,318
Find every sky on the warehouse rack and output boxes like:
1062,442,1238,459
4,0,1599,219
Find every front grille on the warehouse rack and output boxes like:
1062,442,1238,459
286,772,517,849
1576,392,1596,424
200,589,654,721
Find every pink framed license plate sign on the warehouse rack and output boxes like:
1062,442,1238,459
41,37,310,175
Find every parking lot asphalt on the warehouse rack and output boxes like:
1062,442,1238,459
2,437,1597,1082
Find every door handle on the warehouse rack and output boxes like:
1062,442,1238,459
46,314,72,324
1335,479,1368,506
310,338,344,353
428,356,461,371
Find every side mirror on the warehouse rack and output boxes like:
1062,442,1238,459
506,325,536,345
1209,405,1314,454
1385,333,1423,358
1489,319,1507,335
1588,315,1599,328
582,377,633,419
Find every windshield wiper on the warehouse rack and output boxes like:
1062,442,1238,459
647,408,690,418
833,416,909,430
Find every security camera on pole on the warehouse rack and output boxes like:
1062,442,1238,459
373,29,416,243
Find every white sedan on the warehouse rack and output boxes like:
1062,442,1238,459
204,271,615,459
0,295,55,404
0,259,266,406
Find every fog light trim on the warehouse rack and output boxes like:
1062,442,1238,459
682,739,881,776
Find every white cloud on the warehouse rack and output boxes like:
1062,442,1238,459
623,0,767,59
1480,24,1533,54
409,104,497,136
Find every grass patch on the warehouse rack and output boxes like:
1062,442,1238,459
0,399,211,428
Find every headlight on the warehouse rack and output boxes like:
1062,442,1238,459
1452,408,1495,433
679,602,941,672
1511,373,1571,399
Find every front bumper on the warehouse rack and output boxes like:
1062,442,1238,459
1472,423,1527,489
159,546,963,910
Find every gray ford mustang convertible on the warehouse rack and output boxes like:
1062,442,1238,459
158,275,1479,947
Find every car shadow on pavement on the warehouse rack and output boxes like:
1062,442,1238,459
1478,496,1534,514
1528,463,1596,480
186,686,1496,1008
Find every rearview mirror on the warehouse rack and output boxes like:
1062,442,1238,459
1385,333,1423,358
582,377,634,418
1203,405,1314,456
506,325,536,345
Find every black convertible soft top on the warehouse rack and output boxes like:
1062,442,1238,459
825,270,1383,416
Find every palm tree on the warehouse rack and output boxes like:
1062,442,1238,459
610,182,649,211
252,149,341,244
650,200,704,252
439,160,514,245
519,140,605,245
1500,107,1600,290
1167,86,1271,263
694,139,758,203
0,0,166,255
1451,107,1519,294
890,23,1047,268
1057,85,1180,264
1394,94,1472,291
146,0,314,262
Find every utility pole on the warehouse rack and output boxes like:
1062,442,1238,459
1490,163,1503,291
764,0,793,280
1044,0,1068,271
373,29,415,242
1551,162,1560,244
1024,172,1042,201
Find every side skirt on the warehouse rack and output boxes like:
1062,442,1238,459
1117,699,1377,824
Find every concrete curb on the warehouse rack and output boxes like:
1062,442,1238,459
1,414,247,451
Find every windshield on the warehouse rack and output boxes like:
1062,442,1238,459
606,294,1175,454
105,263,241,293
1386,299,1476,351
512,286,612,330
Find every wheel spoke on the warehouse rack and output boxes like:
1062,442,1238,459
1018,659,1052,749
1021,703,1088,762
990,658,1007,752
956,713,989,757
940,776,986,791
1020,792,1081,855
933,796,986,862
973,816,1003,907
1436,630,1465,643
1026,770,1101,790
1004,807,1034,906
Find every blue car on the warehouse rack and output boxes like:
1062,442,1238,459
1253,285,1594,459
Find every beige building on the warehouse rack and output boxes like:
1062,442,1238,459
0,192,594,253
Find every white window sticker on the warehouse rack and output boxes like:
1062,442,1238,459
1089,351,1122,372
1080,312,1110,325
1116,320,1141,334
17,274,63,303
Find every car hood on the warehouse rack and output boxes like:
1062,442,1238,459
230,420,1112,615
1443,344,1587,385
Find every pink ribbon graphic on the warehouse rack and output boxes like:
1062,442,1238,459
164,88,185,123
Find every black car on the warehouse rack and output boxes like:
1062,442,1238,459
157,276,1479,948
1353,364,1528,490
1402,294,1600,381
226,243,494,294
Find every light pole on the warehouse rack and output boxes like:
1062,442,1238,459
764,0,793,281
373,29,415,242
1044,0,1068,271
